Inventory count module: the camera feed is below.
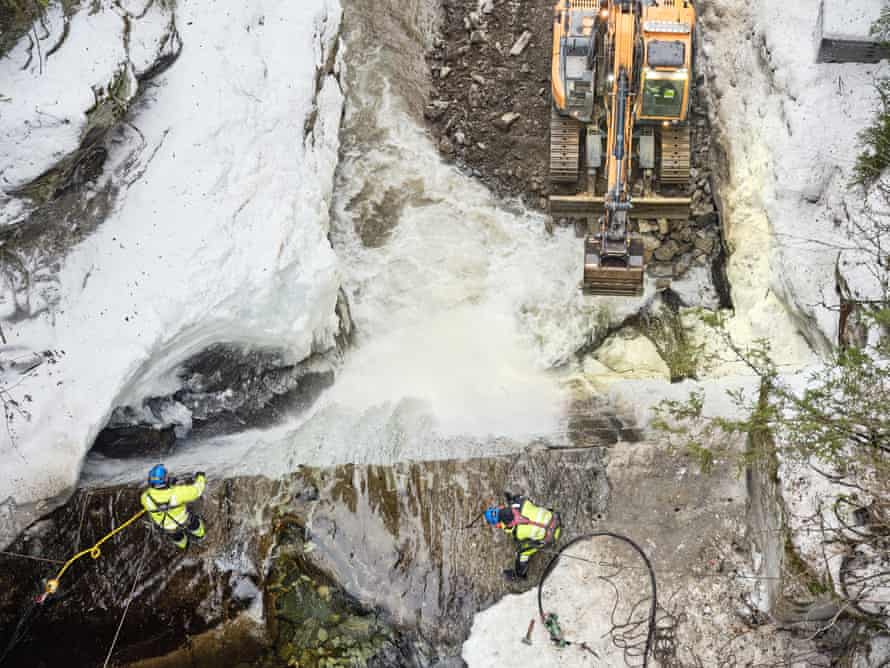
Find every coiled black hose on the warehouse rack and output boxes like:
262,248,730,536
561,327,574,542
536,532,658,667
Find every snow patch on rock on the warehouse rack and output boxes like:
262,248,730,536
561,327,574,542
700,0,887,352
0,0,177,199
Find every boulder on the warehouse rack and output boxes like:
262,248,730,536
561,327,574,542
651,263,674,278
694,233,715,255
694,211,719,228
641,234,662,262
674,254,693,278
692,201,715,216
594,332,671,380
674,223,695,243
510,30,533,56
654,239,681,262
493,112,521,131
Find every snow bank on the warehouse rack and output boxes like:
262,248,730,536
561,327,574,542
820,1,883,41
0,0,345,546
0,0,176,202
700,0,888,351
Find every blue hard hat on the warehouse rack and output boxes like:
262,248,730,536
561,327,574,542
484,506,500,526
148,464,168,488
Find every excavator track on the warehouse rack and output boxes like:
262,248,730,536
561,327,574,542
659,125,691,184
549,109,582,183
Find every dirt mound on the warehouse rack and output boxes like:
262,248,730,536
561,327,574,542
424,0,553,208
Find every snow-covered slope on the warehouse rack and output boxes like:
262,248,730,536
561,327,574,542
700,0,888,350
0,0,178,199
0,0,345,545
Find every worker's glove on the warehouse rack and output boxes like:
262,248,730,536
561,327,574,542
504,491,518,504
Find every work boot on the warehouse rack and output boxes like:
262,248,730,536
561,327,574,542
187,515,205,541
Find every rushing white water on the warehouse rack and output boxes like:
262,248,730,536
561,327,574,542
80,0,823,490
80,0,639,488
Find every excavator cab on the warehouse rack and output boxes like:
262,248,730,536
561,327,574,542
638,5,695,184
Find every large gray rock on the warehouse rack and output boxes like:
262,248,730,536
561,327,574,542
0,449,608,665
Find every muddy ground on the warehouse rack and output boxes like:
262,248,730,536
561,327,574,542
423,0,554,207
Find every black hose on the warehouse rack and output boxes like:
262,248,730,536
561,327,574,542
536,532,658,668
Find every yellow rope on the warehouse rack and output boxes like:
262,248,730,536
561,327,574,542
44,509,146,595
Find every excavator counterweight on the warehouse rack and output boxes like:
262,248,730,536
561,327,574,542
549,0,697,296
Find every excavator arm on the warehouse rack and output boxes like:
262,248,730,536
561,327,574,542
583,2,645,296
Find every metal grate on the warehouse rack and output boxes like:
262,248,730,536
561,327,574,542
643,21,692,34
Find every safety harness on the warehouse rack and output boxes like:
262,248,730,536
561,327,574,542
505,505,561,543
145,491,189,532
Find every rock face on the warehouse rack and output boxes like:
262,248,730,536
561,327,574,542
0,449,608,666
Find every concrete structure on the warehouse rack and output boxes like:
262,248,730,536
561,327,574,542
817,0,890,63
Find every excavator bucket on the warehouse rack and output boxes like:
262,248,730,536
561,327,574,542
582,236,645,296
550,194,689,295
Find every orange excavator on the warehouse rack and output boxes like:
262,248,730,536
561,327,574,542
549,0,696,296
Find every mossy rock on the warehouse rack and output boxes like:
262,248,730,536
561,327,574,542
264,536,397,667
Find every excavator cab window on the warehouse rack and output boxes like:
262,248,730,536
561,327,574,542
640,72,686,118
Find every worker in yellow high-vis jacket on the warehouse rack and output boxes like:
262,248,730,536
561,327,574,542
140,464,207,550
484,492,561,581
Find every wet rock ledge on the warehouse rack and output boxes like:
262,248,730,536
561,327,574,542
0,448,607,666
